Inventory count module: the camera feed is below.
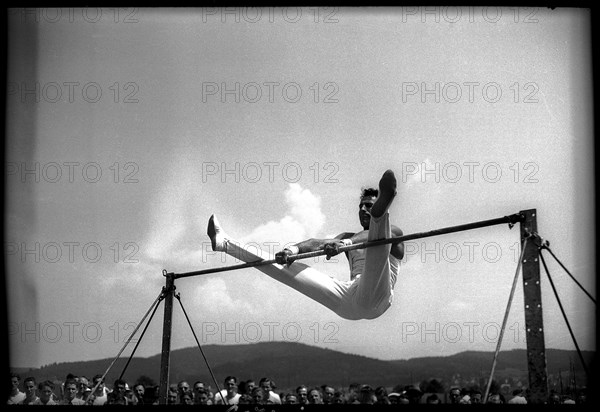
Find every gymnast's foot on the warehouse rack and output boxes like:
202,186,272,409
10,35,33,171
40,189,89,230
370,169,397,218
207,214,229,252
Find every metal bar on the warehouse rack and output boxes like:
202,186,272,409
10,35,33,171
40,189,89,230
175,294,226,404
173,213,523,279
483,236,528,402
87,290,164,400
520,209,549,403
542,247,596,304
539,250,589,377
119,294,164,381
174,259,278,279
158,273,175,405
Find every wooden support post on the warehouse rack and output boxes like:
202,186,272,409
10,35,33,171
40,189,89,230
158,273,175,404
520,209,549,403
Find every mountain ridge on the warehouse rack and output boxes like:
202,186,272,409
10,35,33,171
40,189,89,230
12,342,593,391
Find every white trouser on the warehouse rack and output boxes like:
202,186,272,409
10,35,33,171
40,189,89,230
221,212,395,320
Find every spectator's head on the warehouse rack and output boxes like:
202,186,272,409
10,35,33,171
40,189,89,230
333,391,346,404
106,391,127,405
133,384,145,400
251,387,267,404
10,373,21,392
92,375,105,394
64,379,79,401
487,393,503,404
167,388,178,404
24,377,36,398
388,392,401,405
398,391,410,404
38,380,55,403
224,376,238,396
449,386,461,404
78,377,90,394
375,386,390,404
195,388,210,405
406,384,423,404
180,392,194,405
177,380,190,395
237,380,248,395
238,394,253,404
259,377,275,393
193,381,205,401
244,380,256,395
346,383,361,404
125,388,136,404
322,385,335,404
358,385,376,404
284,393,298,404
426,393,440,404
296,385,308,404
470,389,482,404
113,379,127,395
309,387,323,404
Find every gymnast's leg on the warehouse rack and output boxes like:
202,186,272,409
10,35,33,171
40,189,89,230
354,170,397,317
207,215,349,315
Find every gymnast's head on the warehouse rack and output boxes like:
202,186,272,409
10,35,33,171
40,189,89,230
359,187,378,230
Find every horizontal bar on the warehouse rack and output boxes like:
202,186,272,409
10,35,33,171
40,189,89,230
293,213,523,260
174,258,279,279
173,213,523,280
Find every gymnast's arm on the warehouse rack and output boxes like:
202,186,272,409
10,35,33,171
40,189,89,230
276,226,404,263
344,225,404,260
294,232,355,254
274,233,354,264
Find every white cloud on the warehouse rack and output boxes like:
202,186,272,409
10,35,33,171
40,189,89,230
239,183,325,246
199,183,326,318
139,181,326,318
285,183,326,237
192,277,262,315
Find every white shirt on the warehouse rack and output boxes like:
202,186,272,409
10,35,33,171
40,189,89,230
90,387,109,405
8,391,26,405
31,398,58,405
268,391,281,404
212,390,241,405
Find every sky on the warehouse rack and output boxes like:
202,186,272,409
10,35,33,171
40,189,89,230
5,6,595,377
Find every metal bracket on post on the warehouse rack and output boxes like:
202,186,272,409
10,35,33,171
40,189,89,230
519,209,549,403
158,270,176,405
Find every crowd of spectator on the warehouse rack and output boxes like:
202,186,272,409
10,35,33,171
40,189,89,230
8,372,588,405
